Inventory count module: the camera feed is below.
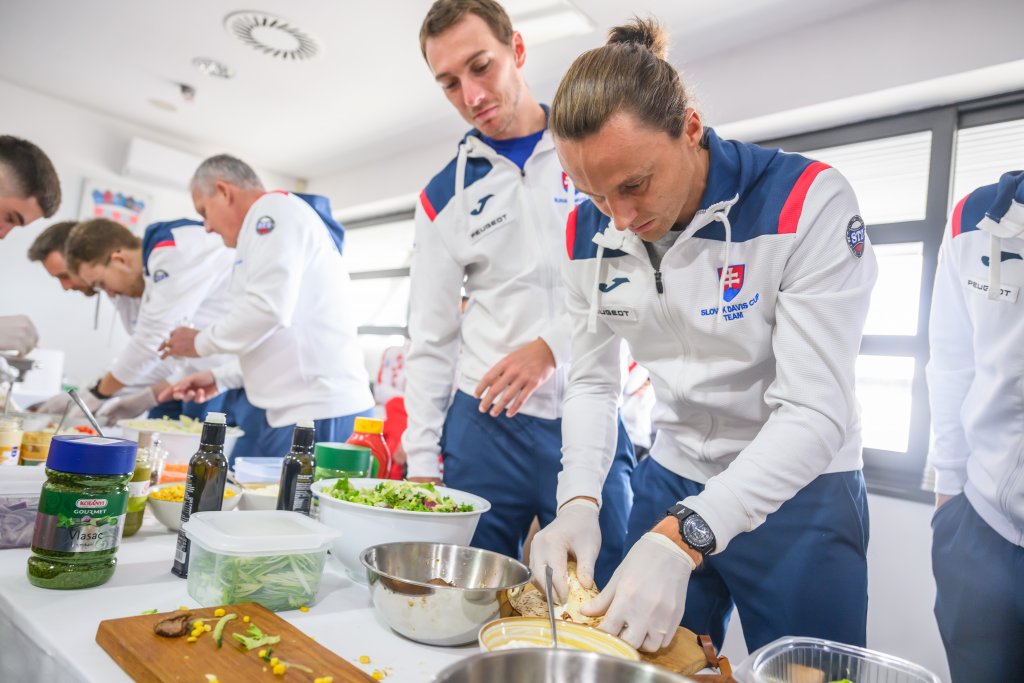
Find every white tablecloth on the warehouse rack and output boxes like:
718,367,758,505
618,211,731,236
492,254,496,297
0,516,473,682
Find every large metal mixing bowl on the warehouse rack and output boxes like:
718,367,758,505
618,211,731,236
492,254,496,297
432,649,695,682
361,542,530,646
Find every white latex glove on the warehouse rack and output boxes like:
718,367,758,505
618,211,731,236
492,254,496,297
0,315,39,356
31,392,76,416
96,387,158,424
528,499,601,603
0,357,16,385
584,532,697,653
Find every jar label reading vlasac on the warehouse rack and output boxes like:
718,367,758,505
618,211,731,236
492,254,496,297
31,490,128,553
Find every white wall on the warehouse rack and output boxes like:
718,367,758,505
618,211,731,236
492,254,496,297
718,494,951,681
0,78,299,390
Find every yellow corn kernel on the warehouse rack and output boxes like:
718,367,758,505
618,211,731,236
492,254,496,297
242,616,250,623
258,649,267,659
187,636,197,643
358,656,371,665
213,608,225,617
178,605,189,611
299,605,310,613
372,671,384,681
270,657,279,667
204,624,212,632
273,664,287,676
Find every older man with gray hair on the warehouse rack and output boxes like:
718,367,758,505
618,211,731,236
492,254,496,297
160,154,374,457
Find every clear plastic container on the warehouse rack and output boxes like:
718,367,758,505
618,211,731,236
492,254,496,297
734,637,942,683
181,510,340,611
233,456,285,483
0,466,46,549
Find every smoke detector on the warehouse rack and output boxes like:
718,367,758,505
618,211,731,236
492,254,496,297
224,11,320,61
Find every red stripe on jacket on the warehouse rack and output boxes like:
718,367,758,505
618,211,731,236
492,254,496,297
778,161,831,235
951,194,969,238
419,189,438,222
565,206,579,260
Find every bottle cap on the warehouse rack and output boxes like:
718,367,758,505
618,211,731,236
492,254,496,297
47,435,138,475
314,442,373,473
205,412,227,425
297,419,315,429
291,422,315,450
352,416,384,435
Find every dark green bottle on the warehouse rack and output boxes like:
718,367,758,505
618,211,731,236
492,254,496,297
171,412,227,578
276,420,316,515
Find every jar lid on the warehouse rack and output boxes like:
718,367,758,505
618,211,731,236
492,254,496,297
352,416,383,435
47,435,137,475
315,442,372,471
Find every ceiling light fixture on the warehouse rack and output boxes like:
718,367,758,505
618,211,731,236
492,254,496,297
192,57,235,79
224,11,320,61
508,0,594,46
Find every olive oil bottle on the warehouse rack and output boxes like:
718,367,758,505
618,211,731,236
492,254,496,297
171,412,228,578
276,420,316,515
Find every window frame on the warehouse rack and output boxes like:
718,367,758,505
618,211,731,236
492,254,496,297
343,208,415,338
757,90,1024,502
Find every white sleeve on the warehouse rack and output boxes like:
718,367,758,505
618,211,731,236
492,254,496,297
109,244,219,387
211,358,244,392
402,203,465,479
555,261,623,509
925,220,973,495
195,201,308,358
684,169,878,553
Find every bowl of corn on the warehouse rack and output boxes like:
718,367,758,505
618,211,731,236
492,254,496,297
147,482,243,532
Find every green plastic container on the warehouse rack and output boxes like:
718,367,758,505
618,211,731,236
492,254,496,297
313,442,375,481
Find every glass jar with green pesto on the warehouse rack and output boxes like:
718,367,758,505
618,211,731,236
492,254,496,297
27,435,137,589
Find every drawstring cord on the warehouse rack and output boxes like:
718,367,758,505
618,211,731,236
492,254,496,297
714,209,734,321
587,244,606,333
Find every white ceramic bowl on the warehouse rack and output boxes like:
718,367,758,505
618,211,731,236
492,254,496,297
147,482,243,532
310,478,490,580
238,483,280,511
118,420,244,467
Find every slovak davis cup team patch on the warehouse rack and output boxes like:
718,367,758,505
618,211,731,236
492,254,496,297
846,215,866,258
256,216,275,235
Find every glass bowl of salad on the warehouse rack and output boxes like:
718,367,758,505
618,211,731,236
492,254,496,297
310,478,490,581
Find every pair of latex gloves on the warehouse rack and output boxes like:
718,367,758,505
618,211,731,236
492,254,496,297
529,499,697,653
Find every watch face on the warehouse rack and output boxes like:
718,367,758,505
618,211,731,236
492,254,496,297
683,514,714,549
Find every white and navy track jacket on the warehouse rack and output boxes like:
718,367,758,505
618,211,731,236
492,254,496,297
927,171,1024,546
195,192,373,428
558,128,878,554
108,219,235,388
403,127,577,478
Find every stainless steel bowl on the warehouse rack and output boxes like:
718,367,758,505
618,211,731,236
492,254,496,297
361,542,531,646
432,649,695,683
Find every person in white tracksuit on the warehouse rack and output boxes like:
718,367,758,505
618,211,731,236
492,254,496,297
406,0,635,583
530,19,877,654
927,170,1024,683
161,154,374,459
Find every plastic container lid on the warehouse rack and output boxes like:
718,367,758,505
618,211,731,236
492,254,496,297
46,435,137,475
233,456,283,483
352,417,383,435
0,466,47,495
315,442,372,471
181,510,341,556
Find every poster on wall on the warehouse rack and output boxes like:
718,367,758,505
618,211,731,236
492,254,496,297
78,178,151,232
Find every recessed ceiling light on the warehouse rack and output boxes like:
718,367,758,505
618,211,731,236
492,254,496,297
193,57,234,79
224,11,320,61
148,98,177,112
508,0,594,45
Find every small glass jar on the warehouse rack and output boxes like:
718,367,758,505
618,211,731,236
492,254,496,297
27,435,137,589
19,431,54,466
123,435,157,538
0,416,24,466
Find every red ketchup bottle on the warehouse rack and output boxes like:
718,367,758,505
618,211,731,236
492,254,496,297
346,417,395,480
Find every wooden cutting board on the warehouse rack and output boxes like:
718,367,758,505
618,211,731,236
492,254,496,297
96,603,374,683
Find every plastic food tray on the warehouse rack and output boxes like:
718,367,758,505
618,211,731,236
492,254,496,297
734,637,942,683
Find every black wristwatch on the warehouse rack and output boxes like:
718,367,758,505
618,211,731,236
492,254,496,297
666,503,716,556
88,381,111,401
